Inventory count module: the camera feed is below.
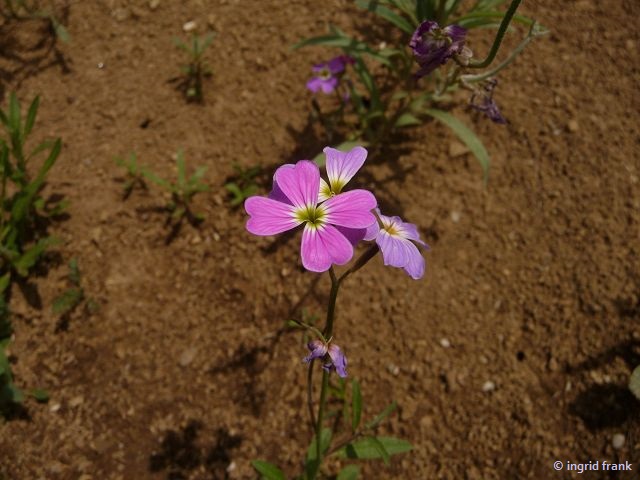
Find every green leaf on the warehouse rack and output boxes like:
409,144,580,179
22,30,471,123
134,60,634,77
8,93,20,134
24,96,40,137
368,436,391,465
365,401,397,429
456,11,535,29
13,237,60,277
140,167,170,190
176,151,186,188
355,0,414,34
52,288,83,315
351,379,362,431
0,273,10,294
630,366,640,401
337,464,360,480
251,460,286,480
292,32,391,67
394,113,422,128
29,388,49,402
339,437,412,461
424,109,490,182
312,141,368,168
306,427,332,478
52,20,71,43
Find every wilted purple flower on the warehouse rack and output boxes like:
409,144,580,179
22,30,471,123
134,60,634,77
306,55,354,94
244,160,377,272
365,209,429,279
304,339,347,378
409,20,467,78
470,80,507,124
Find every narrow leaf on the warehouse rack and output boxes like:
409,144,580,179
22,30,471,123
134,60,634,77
339,436,412,460
24,96,40,137
424,108,490,181
251,460,286,480
29,388,49,402
395,113,422,127
365,401,397,429
337,464,360,480
355,0,414,34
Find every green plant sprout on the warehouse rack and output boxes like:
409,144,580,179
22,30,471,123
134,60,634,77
52,257,98,319
1,0,71,43
142,151,209,225
224,164,261,207
114,152,147,199
295,0,548,181
173,32,215,102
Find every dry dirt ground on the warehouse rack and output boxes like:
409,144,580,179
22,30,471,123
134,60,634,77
0,0,639,479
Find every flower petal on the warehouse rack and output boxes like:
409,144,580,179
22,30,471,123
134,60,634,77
301,224,353,272
335,225,367,246
323,190,377,229
398,221,428,247
304,340,328,363
306,77,324,93
245,196,300,235
274,160,320,209
403,241,426,280
324,146,367,192
328,344,347,378
320,77,338,94
376,231,414,268
318,178,332,202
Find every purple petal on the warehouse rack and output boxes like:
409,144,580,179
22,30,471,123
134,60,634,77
328,344,347,378
245,196,300,235
319,77,338,94
304,339,328,363
364,222,379,241
269,178,293,204
398,221,428,248
301,224,353,272
323,190,377,229
318,178,332,202
376,231,414,267
306,77,325,93
403,241,426,280
274,160,320,209
335,225,367,246
324,146,368,191
327,56,346,74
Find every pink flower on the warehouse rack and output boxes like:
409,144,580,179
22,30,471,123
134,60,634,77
365,209,429,279
245,160,377,272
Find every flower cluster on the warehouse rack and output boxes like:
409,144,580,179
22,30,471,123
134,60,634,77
244,146,428,276
306,55,354,94
409,20,467,79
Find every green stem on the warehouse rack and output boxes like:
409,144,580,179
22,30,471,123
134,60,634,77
461,22,546,83
313,266,341,474
468,0,522,69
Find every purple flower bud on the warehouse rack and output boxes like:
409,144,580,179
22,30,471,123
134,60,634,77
304,339,328,362
470,80,507,124
409,20,467,78
303,339,348,378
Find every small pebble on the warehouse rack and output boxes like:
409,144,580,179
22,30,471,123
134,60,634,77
440,338,451,348
149,0,160,10
183,20,197,32
612,433,625,450
568,119,579,133
49,402,61,412
387,363,400,376
226,461,236,472
450,211,461,223
179,347,197,367
482,381,496,392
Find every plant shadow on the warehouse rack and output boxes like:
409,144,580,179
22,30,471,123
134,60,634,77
149,420,242,480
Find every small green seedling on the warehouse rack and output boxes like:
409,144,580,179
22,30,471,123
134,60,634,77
52,257,98,318
142,151,209,225
114,152,147,198
174,32,215,102
2,0,70,43
224,164,261,207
